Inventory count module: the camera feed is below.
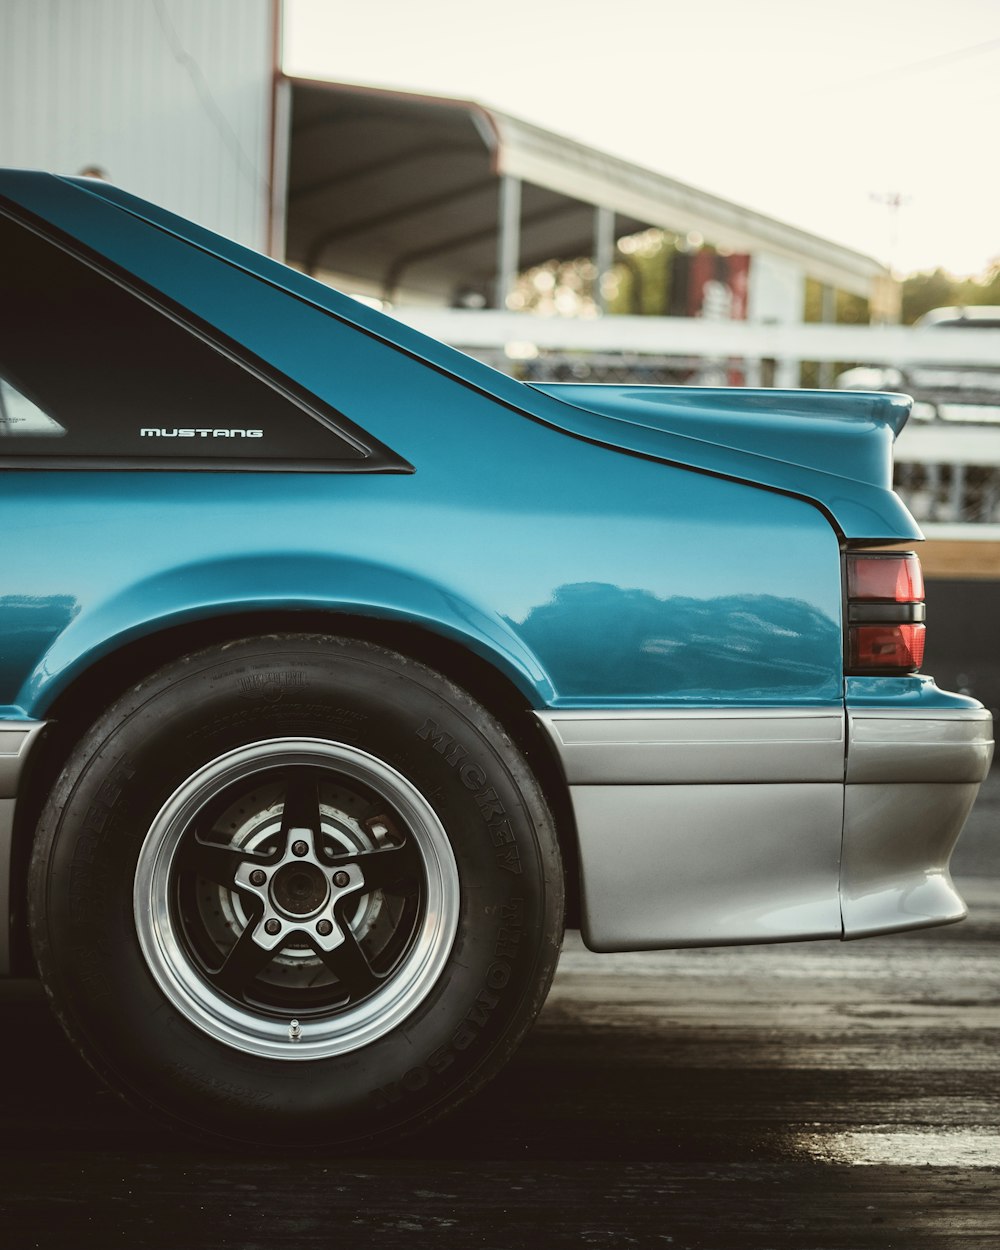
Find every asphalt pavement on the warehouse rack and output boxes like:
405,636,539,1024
1,773,998,1250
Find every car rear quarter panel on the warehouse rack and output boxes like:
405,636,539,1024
0,427,843,718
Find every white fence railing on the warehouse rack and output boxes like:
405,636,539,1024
391,309,1000,367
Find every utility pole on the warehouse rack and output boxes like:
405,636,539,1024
870,191,911,324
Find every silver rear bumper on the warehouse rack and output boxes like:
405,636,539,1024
536,705,993,952
842,706,993,938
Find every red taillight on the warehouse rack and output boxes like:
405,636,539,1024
849,623,926,671
847,552,924,603
846,552,926,674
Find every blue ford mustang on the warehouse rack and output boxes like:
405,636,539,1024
0,170,992,1146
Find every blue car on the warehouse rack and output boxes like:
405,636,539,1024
0,170,992,1147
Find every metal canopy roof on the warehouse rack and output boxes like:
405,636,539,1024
284,76,885,303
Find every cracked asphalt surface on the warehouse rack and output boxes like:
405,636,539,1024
1,773,998,1249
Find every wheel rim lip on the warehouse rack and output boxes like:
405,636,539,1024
133,737,460,1061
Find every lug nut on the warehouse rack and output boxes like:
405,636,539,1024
249,869,267,887
333,871,350,888
292,840,309,857
264,918,281,936
316,919,333,936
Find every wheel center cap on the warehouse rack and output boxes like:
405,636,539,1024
271,862,330,917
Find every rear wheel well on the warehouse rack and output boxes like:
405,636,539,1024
10,612,579,973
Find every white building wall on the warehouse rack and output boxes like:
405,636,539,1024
0,0,276,252
746,251,807,387
746,252,807,326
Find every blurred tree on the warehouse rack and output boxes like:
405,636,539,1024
956,263,1000,307
510,256,600,317
804,278,870,325
900,262,1000,323
607,230,679,315
511,235,1000,327
511,228,683,316
799,280,872,387
901,269,958,323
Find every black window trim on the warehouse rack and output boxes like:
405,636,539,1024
0,198,413,475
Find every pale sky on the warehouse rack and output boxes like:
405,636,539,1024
285,0,1000,278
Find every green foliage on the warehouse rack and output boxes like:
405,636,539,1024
607,230,679,316
901,270,959,323
901,264,1000,323
800,279,872,388
510,256,600,316
512,223,1000,329
804,278,870,325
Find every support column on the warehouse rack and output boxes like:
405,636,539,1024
818,284,837,388
594,205,615,313
495,175,522,309
746,253,805,390
267,68,291,261
949,464,966,522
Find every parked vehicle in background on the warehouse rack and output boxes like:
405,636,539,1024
837,306,1000,423
0,171,992,1147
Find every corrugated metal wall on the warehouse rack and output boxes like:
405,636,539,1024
0,0,276,252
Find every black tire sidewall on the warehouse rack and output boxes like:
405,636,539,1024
30,636,563,1146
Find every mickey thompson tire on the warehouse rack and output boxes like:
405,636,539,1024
28,636,564,1147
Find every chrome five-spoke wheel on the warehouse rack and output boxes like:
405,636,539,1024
134,739,460,1059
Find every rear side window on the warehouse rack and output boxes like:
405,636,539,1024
0,377,65,437
0,211,405,471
